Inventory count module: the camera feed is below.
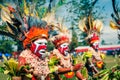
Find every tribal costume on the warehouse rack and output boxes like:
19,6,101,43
0,3,51,80
78,17,105,76
49,22,85,80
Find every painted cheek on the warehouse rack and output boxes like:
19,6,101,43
37,45,47,50
58,47,63,54
92,44,99,49
35,45,47,57
30,43,36,53
58,46,69,55
30,43,47,57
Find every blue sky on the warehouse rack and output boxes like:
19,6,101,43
96,0,119,45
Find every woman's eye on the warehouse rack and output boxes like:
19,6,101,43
45,43,47,45
38,42,42,44
63,45,66,47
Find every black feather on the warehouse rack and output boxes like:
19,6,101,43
6,21,18,35
11,18,21,27
111,14,120,25
28,16,47,29
11,18,22,32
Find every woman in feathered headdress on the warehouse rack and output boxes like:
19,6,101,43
0,3,51,80
78,17,105,77
19,19,51,80
49,20,86,80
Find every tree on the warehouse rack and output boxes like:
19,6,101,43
63,0,106,46
69,25,78,51
110,0,120,40
101,39,105,45
0,0,66,51
0,36,16,53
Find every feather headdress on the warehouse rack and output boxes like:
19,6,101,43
110,0,120,40
110,0,120,30
42,11,57,26
78,16,103,44
0,3,48,48
50,18,72,47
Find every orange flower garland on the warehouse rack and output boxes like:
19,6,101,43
96,61,103,69
64,71,74,78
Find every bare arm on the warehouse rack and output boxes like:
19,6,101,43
58,63,83,74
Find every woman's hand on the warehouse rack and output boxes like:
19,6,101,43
24,68,34,73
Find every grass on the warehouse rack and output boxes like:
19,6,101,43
104,55,118,69
0,55,118,80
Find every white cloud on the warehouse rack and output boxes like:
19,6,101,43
100,26,119,44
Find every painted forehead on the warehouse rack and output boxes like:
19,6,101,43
34,39,48,43
60,43,69,46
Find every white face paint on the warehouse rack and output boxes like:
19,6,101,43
34,39,47,53
34,39,47,46
58,43,69,56
92,41,99,50
60,43,69,48
30,39,48,58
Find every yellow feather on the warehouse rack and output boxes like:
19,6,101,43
78,18,87,32
0,5,10,13
32,4,39,17
110,21,120,29
1,9,13,23
6,25,14,35
88,16,92,31
24,0,29,16
93,19,103,33
42,12,57,26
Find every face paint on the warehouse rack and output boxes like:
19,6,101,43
58,43,69,56
92,41,99,50
30,39,48,58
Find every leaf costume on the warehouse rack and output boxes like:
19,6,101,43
78,17,105,77
49,19,85,80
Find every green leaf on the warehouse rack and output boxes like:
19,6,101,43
0,67,5,73
25,74,32,78
100,73,109,80
4,70,9,74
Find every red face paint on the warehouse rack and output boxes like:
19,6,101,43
58,43,69,56
30,39,47,58
92,42,99,50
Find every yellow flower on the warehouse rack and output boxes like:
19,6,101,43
100,54,106,59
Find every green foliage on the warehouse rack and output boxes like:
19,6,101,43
56,0,66,8
101,40,105,45
69,28,78,51
47,41,54,51
79,32,88,46
94,57,120,80
37,7,48,19
48,55,59,73
0,55,32,79
0,38,16,53
81,67,88,79
66,0,105,20
64,0,106,45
